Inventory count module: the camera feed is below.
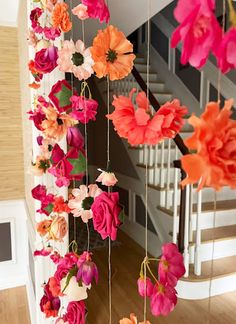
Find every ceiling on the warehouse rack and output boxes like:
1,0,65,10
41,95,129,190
0,0,19,27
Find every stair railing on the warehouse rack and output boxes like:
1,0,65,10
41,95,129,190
112,67,194,278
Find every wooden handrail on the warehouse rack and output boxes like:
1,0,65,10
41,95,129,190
132,66,189,156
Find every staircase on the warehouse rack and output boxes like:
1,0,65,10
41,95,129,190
93,53,236,300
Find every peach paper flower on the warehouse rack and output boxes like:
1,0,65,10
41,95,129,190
52,3,72,32
32,155,51,176
57,40,94,80
49,215,68,242
36,219,52,236
96,169,118,186
72,4,89,20
91,25,136,80
120,314,151,324
42,106,76,141
181,99,236,191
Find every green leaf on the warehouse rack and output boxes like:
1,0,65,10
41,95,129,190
118,208,126,223
69,152,86,175
54,84,72,108
62,267,78,293
43,203,53,215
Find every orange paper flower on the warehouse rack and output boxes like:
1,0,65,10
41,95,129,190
120,314,151,324
36,219,52,236
29,82,40,89
181,99,236,191
90,25,136,80
41,106,76,141
52,3,72,32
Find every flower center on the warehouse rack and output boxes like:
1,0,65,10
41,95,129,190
106,49,118,63
82,197,94,210
39,159,50,171
162,260,169,271
57,118,63,125
48,144,53,152
158,283,165,294
193,16,210,39
72,52,84,66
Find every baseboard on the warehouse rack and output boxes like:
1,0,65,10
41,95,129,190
26,266,36,324
0,274,27,291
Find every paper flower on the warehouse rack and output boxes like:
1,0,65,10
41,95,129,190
158,243,185,287
82,0,110,23
67,127,85,149
36,219,52,236
31,184,54,215
34,247,53,257
60,276,89,302
54,252,79,281
53,196,70,213
52,3,72,32
108,89,187,146
215,27,236,73
70,95,98,124
34,46,58,74
30,7,43,33
171,0,222,68
48,277,62,298
137,277,154,297
77,259,99,285
181,99,236,191
72,4,89,20
68,184,102,223
40,281,61,318
32,155,51,176
91,25,136,80
96,169,118,186
41,106,76,141
91,192,122,241
49,80,73,113
120,314,151,324
150,283,177,317
27,29,38,47
62,301,86,324
49,215,68,242
57,40,94,80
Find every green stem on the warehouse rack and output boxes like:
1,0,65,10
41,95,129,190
146,263,159,284
227,0,236,26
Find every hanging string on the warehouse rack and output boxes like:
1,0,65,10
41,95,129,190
207,1,225,321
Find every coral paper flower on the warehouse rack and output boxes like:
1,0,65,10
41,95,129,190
150,282,177,317
72,4,89,20
34,46,58,74
120,314,151,324
82,0,110,23
171,0,222,68
158,243,185,287
52,3,72,32
91,25,136,80
91,192,122,241
215,27,236,73
41,106,76,141
70,95,98,123
68,184,102,223
53,196,70,213
96,169,118,186
181,99,236,191
36,219,52,236
57,40,94,80
32,155,51,176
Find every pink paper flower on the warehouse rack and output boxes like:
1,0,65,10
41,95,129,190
91,192,122,241
68,184,102,223
54,252,79,281
43,27,61,40
67,127,85,149
150,282,177,317
34,46,58,74
215,27,236,73
63,301,86,324
96,169,118,186
34,246,53,257
31,184,54,215
70,95,98,124
49,215,68,242
171,0,222,68
159,243,185,287
82,0,110,23
72,4,89,20
57,40,94,80
27,29,38,47
137,277,154,297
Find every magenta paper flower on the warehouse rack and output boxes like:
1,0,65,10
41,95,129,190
70,95,98,124
31,184,55,215
30,7,43,33
77,260,99,285
137,277,154,297
54,252,79,281
158,243,185,287
82,0,110,23
67,127,85,149
215,27,236,73
150,282,177,317
48,79,73,113
43,27,61,40
91,192,122,241
63,301,86,324
57,40,94,80
34,246,53,257
171,0,222,68
68,184,102,223
40,281,61,318
34,46,58,74
28,96,48,130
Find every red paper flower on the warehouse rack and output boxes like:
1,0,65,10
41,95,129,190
34,46,58,74
91,192,122,241
49,80,73,113
40,281,61,318
181,99,236,191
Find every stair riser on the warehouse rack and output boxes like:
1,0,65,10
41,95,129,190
135,63,151,73
135,58,146,64
140,73,159,82
153,93,172,104
148,83,166,93
189,238,236,263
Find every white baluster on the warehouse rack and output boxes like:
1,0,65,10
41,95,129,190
160,141,165,188
189,184,194,242
153,144,159,186
194,189,202,276
184,184,190,277
165,139,171,209
172,147,178,244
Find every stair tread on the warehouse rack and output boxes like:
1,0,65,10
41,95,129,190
157,199,236,216
137,163,172,169
192,224,236,243
182,255,236,281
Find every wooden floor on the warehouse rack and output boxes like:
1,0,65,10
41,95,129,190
0,286,30,324
1,231,236,323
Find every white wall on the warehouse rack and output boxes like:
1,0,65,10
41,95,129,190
0,0,19,26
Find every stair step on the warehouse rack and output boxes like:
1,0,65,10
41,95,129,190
135,57,146,64
192,224,236,244
157,199,236,216
140,72,158,82
182,255,236,281
135,63,151,73
137,163,172,169
148,82,166,93
153,92,172,104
